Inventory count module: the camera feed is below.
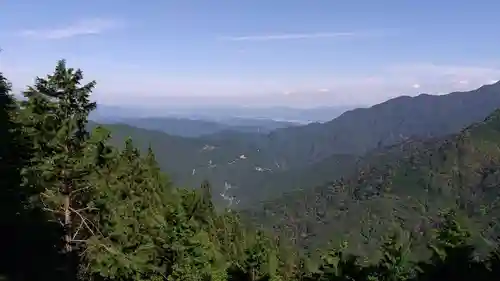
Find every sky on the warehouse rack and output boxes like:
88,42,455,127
0,0,499,108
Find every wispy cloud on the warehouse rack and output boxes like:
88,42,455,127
4,57,499,107
220,31,366,42
19,18,123,40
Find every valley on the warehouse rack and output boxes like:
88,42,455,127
92,81,500,208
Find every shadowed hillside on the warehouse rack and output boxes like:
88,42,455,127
90,82,500,207
242,109,500,259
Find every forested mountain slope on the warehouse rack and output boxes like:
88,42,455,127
243,108,500,259
87,121,361,207
263,81,500,168
86,121,282,206
90,82,500,206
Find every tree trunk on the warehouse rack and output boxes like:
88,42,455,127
64,191,71,253
63,173,75,281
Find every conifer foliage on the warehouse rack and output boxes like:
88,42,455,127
1,60,500,281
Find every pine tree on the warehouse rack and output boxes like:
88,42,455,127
0,71,19,281
0,71,66,281
0,72,25,215
315,241,366,281
486,243,500,279
230,230,273,281
372,232,413,281
18,60,98,280
84,139,168,280
415,209,483,281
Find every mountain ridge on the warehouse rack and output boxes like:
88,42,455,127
242,108,500,258
261,81,500,168
97,116,299,138
92,81,500,207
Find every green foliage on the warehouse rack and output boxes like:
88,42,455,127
16,60,102,281
3,60,500,281
90,81,500,208
373,232,413,281
84,139,170,280
0,72,66,281
245,109,500,261
312,241,367,281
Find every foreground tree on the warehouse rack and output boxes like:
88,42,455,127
312,241,368,281
83,139,172,280
372,232,413,281
0,72,66,281
19,60,99,280
415,210,486,281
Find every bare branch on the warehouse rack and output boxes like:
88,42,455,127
73,220,85,240
69,207,96,236
70,186,91,196
43,207,64,214
70,207,106,239
40,192,51,199
71,239,88,243
74,206,98,212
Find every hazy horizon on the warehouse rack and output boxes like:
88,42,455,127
1,0,499,107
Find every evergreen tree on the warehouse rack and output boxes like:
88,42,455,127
230,230,275,281
314,241,367,281
415,210,485,281
0,72,65,281
372,232,413,281
0,72,25,222
84,139,169,280
486,243,500,279
18,60,99,280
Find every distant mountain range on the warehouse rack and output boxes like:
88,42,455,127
91,81,500,208
90,105,354,124
97,117,300,138
259,81,500,168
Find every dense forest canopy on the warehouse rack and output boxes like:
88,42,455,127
243,108,500,258
1,60,500,281
84,80,500,208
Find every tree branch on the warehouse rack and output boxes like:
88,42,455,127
73,220,85,240
43,207,64,214
69,206,96,236
70,186,91,196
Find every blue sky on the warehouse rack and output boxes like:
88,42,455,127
1,0,499,107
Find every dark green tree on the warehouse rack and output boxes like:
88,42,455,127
415,210,486,281
18,60,99,280
84,139,169,280
372,232,413,281
0,72,65,281
485,243,500,279
314,241,367,281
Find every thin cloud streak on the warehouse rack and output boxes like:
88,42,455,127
19,18,123,40
220,29,393,42
221,32,357,41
